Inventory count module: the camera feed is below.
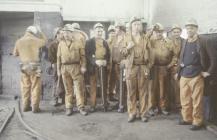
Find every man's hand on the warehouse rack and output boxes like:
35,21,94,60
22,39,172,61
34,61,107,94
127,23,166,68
95,60,106,67
102,60,107,66
126,41,135,50
201,72,210,78
95,60,102,67
174,73,178,81
81,67,87,74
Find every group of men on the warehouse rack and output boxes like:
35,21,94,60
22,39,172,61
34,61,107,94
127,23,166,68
13,16,215,131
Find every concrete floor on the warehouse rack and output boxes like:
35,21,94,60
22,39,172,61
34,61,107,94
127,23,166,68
0,99,217,140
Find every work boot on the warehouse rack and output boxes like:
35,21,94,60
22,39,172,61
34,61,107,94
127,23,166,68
154,107,159,114
51,97,58,106
161,109,170,116
190,125,204,131
89,107,96,113
65,108,73,116
118,106,124,113
128,115,136,123
109,95,118,102
79,109,88,116
32,107,41,113
178,119,192,125
148,108,155,116
141,116,149,122
23,106,32,112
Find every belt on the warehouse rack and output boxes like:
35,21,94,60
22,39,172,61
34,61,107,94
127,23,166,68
61,62,79,65
113,62,120,65
20,62,40,66
133,63,146,65
181,64,200,68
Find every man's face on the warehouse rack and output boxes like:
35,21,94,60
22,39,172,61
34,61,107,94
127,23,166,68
131,21,142,33
171,29,182,39
94,27,104,39
186,26,198,38
63,31,72,41
109,31,116,39
155,30,164,39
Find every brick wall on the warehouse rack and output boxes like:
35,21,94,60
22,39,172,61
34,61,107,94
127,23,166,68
0,12,63,100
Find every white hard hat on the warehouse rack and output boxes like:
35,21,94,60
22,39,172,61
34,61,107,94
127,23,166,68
185,18,198,27
94,23,104,29
130,16,141,24
62,26,74,32
72,23,80,30
114,21,125,27
154,23,164,31
108,25,115,32
26,26,38,34
171,24,182,31
64,24,72,29
125,22,130,28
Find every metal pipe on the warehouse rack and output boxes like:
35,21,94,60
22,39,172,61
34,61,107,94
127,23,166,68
0,107,15,135
15,98,48,140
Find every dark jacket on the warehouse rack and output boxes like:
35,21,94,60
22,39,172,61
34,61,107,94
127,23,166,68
200,34,217,96
199,35,217,75
48,39,59,64
177,36,206,78
85,38,110,75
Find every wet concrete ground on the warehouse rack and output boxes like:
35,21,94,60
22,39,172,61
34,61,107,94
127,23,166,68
0,98,217,140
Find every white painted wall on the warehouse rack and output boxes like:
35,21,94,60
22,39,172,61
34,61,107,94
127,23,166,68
61,0,145,21
1,0,217,34
0,0,61,12
0,0,147,22
149,0,217,34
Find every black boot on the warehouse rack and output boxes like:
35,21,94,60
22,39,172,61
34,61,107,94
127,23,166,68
65,108,73,116
178,119,192,125
190,125,204,131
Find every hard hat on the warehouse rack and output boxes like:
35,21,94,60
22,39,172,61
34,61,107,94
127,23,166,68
72,23,80,30
64,24,72,29
130,16,141,24
154,23,164,31
108,25,115,32
185,18,198,27
125,22,130,28
26,26,38,34
114,21,125,27
94,23,104,29
62,26,74,32
171,24,182,31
